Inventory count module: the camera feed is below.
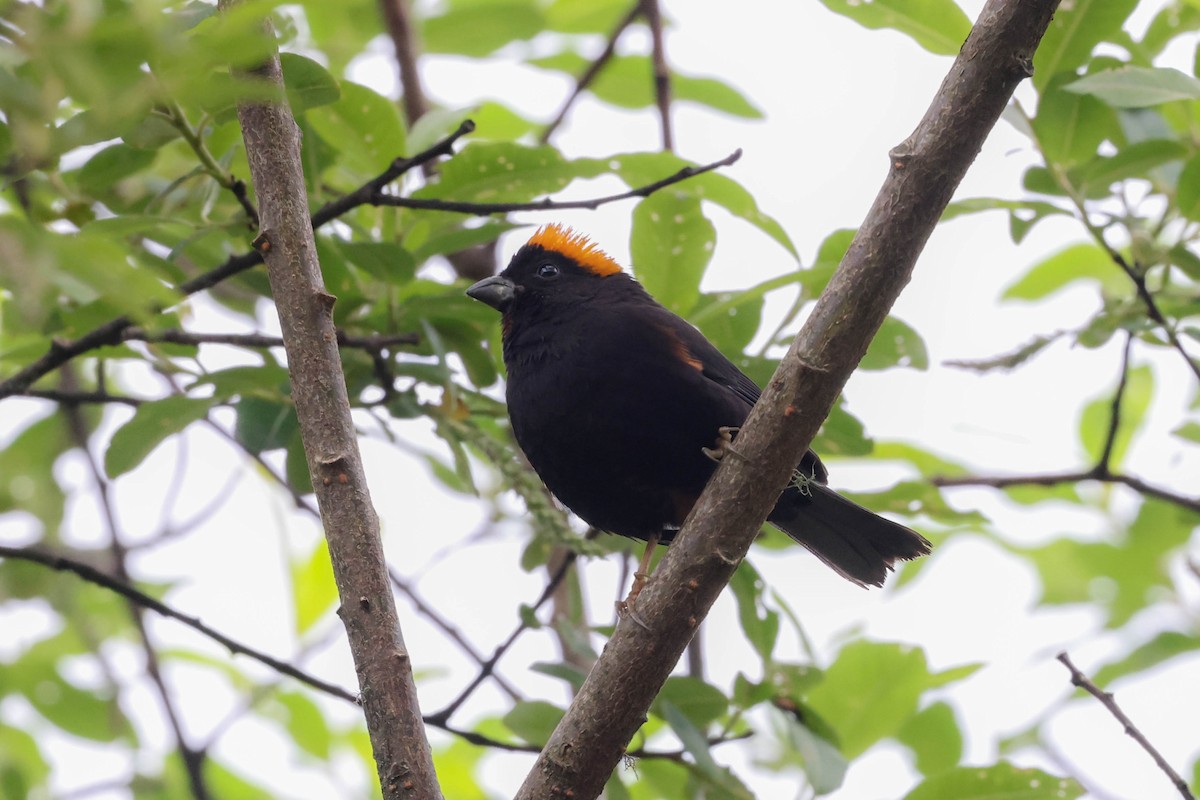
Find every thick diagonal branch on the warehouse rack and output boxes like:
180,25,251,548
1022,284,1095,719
224,10,440,799
515,1,1059,797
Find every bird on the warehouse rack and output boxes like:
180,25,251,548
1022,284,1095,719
466,223,930,605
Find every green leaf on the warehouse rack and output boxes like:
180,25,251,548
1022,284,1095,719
729,562,780,661
1080,138,1189,192
0,725,48,800
673,73,763,118
1078,364,1152,469
897,702,963,775
265,690,332,759
1066,66,1200,108
75,143,157,197
502,700,564,746
659,702,753,798
903,762,1084,800
1001,243,1128,302
1173,420,1200,442
805,641,931,759
1176,153,1200,222
817,0,971,55
861,316,928,371
422,1,544,57
306,81,406,177
691,290,764,357
1033,0,1139,90
1092,631,1200,686
1034,74,1117,166
630,191,715,314
105,396,213,478
777,712,848,794
416,141,599,203
291,538,337,636
652,676,728,731
234,396,298,454
279,52,340,111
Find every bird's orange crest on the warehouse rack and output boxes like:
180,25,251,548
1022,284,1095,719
526,224,622,277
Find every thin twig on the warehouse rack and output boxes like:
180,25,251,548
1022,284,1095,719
57,378,212,800
374,149,742,214
1096,331,1134,473
389,568,523,702
539,2,642,143
641,0,673,151
124,327,421,351
158,100,260,226
0,542,360,702
1056,652,1196,800
378,0,428,125
425,551,578,725
931,470,1200,513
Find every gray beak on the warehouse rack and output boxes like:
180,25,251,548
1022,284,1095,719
466,275,517,312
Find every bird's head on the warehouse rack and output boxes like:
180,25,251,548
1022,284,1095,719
466,224,627,314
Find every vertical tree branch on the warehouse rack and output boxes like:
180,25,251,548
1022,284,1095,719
515,1,1059,797
378,0,428,124
220,7,441,798
641,0,673,151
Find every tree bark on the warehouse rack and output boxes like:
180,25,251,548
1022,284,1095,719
223,10,441,799
515,0,1060,797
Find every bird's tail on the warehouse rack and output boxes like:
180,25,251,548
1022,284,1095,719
767,482,931,587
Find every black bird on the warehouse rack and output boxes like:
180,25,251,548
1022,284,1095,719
468,224,930,601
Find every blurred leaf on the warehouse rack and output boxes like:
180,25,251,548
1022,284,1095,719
806,641,931,759
416,141,601,203
0,412,69,532
235,396,298,454
1034,0,1139,90
264,690,332,759
279,52,340,111
423,1,544,56
897,701,963,775
860,316,928,371
1092,631,1200,686
817,0,971,55
630,191,715,315
1177,153,1200,222
905,763,1083,799
202,759,274,800
729,561,780,661
1066,66,1200,108
1079,139,1188,193
1078,364,1152,469
1034,74,1117,166
813,401,873,458
653,676,728,730
1001,243,1128,301
502,700,564,746
777,711,847,794
306,81,406,177
291,538,337,636
105,396,213,478
659,701,753,799
76,143,157,195
0,725,48,800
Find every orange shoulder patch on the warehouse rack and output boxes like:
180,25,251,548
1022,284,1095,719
526,223,622,277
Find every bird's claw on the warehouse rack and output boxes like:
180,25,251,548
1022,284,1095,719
703,426,745,462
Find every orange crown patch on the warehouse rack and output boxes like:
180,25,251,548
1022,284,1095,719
526,224,622,277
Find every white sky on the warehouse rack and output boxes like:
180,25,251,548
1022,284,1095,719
2,1,1199,799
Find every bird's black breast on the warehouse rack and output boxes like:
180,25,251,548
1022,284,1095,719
502,300,749,540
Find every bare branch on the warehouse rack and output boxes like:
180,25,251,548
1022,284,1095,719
514,2,1059,796
641,0,673,151
1057,652,1196,800
373,148,741,215
378,0,428,124
226,13,440,797
539,2,642,144
932,470,1200,514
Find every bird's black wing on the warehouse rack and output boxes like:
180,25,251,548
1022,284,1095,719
651,306,829,484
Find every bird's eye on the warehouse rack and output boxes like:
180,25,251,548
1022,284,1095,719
536,263,560,279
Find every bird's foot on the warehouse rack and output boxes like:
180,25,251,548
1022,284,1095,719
616,570,652,630
702,426,745,462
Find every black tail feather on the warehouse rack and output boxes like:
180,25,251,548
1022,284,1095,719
767,483,931,587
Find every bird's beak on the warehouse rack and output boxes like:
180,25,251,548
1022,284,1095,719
466,275,517,312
